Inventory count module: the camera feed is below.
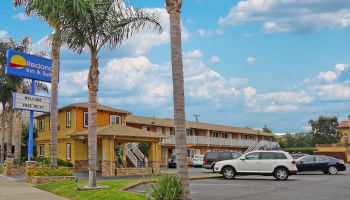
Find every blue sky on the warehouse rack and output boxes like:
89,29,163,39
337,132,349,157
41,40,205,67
2,0,350,133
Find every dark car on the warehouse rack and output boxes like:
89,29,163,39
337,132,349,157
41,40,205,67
203,151,242,171
168,155,177,168
296,155,346,174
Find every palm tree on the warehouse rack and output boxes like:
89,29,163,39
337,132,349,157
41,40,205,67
14,0,82,167
165,0,190,199
60,0,162,187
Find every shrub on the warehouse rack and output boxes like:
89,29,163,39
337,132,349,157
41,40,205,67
0,164,3,174
146,173,182,200
283,147,316,155
35,157,73,167
26,163,73,177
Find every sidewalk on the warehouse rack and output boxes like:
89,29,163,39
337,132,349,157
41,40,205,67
0,175,67,200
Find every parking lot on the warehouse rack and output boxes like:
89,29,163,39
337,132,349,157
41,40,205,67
189,166,350,200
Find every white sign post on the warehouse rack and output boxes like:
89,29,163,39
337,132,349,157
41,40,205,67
13,92,50,113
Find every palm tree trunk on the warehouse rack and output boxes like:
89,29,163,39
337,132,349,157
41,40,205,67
14,110,22,159
50,35,60,168
0,113,4,163
166,0,190,199
6,109,14,157
88,48,99,188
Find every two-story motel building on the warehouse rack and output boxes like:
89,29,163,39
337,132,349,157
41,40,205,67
35,103,274,176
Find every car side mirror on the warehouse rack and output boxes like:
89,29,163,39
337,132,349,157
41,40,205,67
240,157,246,161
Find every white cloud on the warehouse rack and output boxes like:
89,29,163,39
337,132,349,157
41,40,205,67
242,87,313,113
12,13,31,21
314,83,350,101
0,30,8,39
335,64,349,73
59,70,89,96
197,28,224,36
246,56,256,65
120,8,189,56
185,49,203,58
219,0,350,33
210,56,220,63
318,71,337,82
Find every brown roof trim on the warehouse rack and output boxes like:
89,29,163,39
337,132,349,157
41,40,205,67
67,124,165,139
125,115,273,136
35,102,131,119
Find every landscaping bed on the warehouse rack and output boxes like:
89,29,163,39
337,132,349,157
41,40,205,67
35,180,145,200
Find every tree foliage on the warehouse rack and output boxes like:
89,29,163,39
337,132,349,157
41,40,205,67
309,115,342,144
278,115,343,148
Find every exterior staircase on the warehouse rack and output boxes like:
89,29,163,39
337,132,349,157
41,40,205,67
126,143,147,168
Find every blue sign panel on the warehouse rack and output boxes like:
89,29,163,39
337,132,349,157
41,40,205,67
5,49,53,83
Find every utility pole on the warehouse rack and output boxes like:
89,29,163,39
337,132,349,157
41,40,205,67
193,114,200,122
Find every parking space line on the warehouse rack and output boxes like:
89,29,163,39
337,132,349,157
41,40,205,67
191,183,248,187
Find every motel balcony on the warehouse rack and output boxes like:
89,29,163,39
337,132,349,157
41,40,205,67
160,135,257,147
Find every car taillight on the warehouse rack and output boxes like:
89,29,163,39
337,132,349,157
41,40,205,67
203,159,208,164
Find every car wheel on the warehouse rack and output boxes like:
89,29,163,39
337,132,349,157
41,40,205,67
274,167,289,181
222,166,236,179
328,166,338,175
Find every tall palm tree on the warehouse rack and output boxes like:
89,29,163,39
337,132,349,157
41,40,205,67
14,0,82,167
61,0,162,187
165,0,190,199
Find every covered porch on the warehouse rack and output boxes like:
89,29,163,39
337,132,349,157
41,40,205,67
68,125,164,177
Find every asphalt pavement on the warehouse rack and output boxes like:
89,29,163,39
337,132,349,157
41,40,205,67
129,165,350,200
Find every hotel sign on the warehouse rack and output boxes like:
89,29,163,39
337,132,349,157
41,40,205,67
6,49,53,83
13,92,51,113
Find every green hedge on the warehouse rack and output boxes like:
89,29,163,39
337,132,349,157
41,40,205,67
35,157,73,167
282,148,316,155
0,164,3,174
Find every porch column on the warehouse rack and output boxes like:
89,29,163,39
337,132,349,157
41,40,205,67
102,138,115,177
122,142,127,164
149,141,161,174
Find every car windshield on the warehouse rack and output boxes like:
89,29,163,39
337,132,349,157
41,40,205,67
297,155,314,162
232,152,242,159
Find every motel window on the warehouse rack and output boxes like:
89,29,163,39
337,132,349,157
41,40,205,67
143,126,151,131
39,119,45,131
39,144,45,157
187,129,193,136
83,112,88,128
187,148,194,158
66,111,71,127
110,115,120,125
222,133,230,138
156,127,163,134
66,143,71,160
170,129,175,135
210,132,219,138
165,128,170,135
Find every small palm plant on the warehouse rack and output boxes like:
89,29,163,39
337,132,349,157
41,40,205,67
146,173,182,200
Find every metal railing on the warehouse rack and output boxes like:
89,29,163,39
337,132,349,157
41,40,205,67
127,143,145,161
126,148,138,167
160,136,256,147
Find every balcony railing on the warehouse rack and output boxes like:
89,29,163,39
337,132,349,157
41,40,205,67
160,135,256,147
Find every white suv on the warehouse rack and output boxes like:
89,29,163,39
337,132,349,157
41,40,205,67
213,150,298,180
